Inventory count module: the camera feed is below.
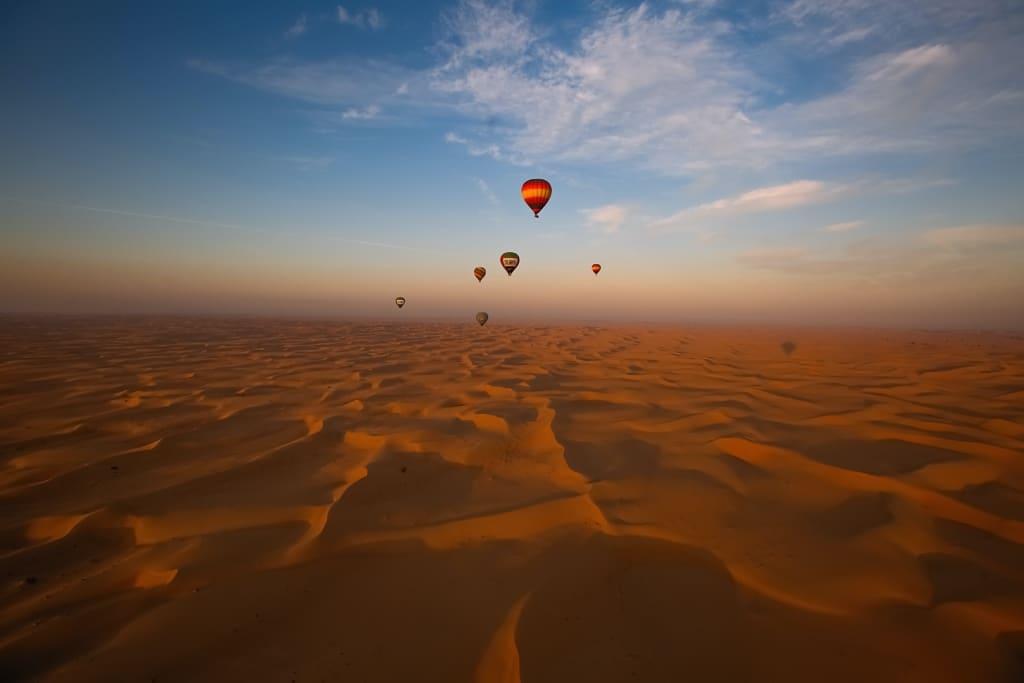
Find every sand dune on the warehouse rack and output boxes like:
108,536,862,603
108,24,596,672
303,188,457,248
1,317,1023,681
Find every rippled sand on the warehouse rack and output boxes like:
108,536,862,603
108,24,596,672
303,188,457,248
1,317,1023,682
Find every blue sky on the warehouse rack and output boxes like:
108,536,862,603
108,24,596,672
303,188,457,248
2,0,1023,327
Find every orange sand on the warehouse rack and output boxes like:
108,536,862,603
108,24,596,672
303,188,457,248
1,317,1023,681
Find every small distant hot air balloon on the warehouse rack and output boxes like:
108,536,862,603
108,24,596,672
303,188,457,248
474,266,486,282
476,312,489,326
395,296,406,309
521,179,552,218
500,251,520,276
591,263,602,276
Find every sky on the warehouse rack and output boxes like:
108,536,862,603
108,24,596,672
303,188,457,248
2,0,1023,328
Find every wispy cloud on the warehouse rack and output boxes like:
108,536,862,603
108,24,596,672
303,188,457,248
475,178,499,206
337,6,384,30
443,131,529,165
284,13,308,39
341,104,380,120
652,180,845,232
823,220,864,233
188,57,413,111
193,0,1024,177
582,204,628,234
431,1,1023,172
433,3,759,174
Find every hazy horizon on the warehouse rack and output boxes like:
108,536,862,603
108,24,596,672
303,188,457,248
3,1,1023,328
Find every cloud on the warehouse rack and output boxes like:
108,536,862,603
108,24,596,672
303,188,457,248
285,14,308,39
823,220,864,233
475,178,499,206
700,180,840,212
827,26,874,46
767,40,1024,156
443,131,530,165
431,1,1023,172
433,2,762,175
437,0,534,67
338,6,384,30
188,57,413,110
341,104,380,120
652,180,845,232
583,204,628,234
194,1,1024,176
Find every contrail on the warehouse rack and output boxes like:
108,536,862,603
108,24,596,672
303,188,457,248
1,197,439,253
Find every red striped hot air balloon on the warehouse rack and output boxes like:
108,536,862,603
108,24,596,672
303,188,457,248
591,263,601,275
521,179,552,218
474,266,486,282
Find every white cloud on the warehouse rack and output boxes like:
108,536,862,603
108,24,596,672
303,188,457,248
194,1,1024,176
702,180,839,212
823,220,864,233
341,104,380,120
338,6,384,30
767,40,1024,156
475,178,499,206
827,26,873,46
443,131,530,165
583,204,628,234
431,1,1023,172
652,180,844,232
188,58,413,108
433,3,762,175
437,0,534,67
285,14,308,39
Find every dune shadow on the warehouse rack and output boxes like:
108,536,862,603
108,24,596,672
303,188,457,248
813,492,894,538
517,533,749,683
803,438,961,476
950,481,1024,522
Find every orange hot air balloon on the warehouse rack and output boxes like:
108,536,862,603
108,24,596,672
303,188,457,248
474,266,486,282
591,263,602,276
521,179,552,218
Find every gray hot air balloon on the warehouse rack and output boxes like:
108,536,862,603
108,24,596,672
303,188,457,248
476,312,489,326
395,297,406,309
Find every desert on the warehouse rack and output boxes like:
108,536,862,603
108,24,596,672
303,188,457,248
0,316,1022,681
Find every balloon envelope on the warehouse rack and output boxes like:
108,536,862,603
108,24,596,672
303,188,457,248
591,263,602,275
395,297,406,309
500,251,520,276
476,312,489,326
474,266,486,282
521,179,552,218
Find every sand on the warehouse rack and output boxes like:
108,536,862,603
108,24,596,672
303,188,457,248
1,316,1023,682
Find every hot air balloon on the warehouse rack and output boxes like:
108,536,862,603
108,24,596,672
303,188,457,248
521,179,552,218
500,251,520,276
474,266,486,282
395,296,406,309
476,312,489,326
591,263,602,276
